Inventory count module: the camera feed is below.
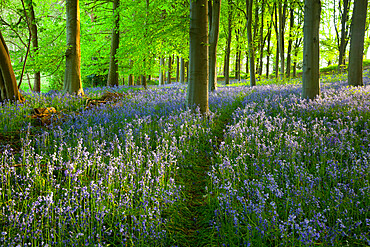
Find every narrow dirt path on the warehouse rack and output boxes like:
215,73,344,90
168,96,246,247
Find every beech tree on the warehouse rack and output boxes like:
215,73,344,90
334,0,351,71
0,31,24,102
64,0,84,95
302,0,321,99
246,0,255,86
208,0,221,92
223,0,233,85
25,0,41,92
348,0,368,86
187,0,209,114
107,0,120,87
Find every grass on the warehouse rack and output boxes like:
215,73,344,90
0,72,369,246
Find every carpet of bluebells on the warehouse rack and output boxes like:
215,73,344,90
0,75,369,246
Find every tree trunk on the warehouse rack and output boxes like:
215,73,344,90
348,0,368,86
26,0,41,92
167,55,172,84
107,0,120,87
279,1,287,78
338,0,350,71
128,74,133,86
209,0,221,92
266,22,272,78
64,0,84,95
246,0,256,86
224,0,232,85
141,75,147,89
0,31,24,102
180,57,185,84
286,5,294,78
185,60,189,83
159,56,164,85
187,0,209,114
245,51,249,75
235,31,241,81
274,3,279,78
258,0,265,76
302,0,321,99
176,56,179,82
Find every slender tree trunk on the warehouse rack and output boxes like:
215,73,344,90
245,51,249,75
258,0,265,76
279,1,287,78
141,75,147,89
107,0,120,86
128,74,133,86
0,31,24,102
252,4,259,75
266,22,272,78
348,0,368,86
209,0,221,92
167,55,172,84
274,3,279,78
26,0,40,92
224,0,232,85
338,0,350,71
187,0,209,113
246,0,256,86
302,0,321,99
286,5,294,78
235,31,241,81
185,60,189,83
180,57,185,84
159,57,164,85
64,0,84,95
176,56,179,82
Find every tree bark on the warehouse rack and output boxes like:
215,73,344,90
273,3,279,78
246,0,256,86
128,74,133,86
0,31,24,102
26,0,41,92
338,0,350,71
180,57,185,84
107,0,120,87
167,55,172,84
302,0,321,99
159,56,164,85
348,0,368,86
224,0,232,85
279,1,287,78
209,0,221,92
141,74,147,89
286,4,294,78
258,0,265,76
266,21,272,78
187,0,209,114
176,56,179,82
235,30,241,81
64,0,84,95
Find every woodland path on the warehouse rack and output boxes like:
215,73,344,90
168,96,246,247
